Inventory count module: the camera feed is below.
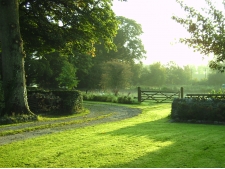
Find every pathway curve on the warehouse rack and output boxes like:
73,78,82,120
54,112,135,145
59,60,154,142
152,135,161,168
0,103,141,146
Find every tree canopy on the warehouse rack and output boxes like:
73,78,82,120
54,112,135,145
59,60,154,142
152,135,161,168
19,0,119,55
94,16,146,63
172,0,225,72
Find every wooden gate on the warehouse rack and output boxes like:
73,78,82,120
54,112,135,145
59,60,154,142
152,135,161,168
138,87,183,103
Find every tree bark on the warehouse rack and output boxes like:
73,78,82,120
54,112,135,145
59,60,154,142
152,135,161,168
0,0,34,116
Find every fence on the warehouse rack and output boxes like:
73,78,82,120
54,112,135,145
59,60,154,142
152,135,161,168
137,87,183,103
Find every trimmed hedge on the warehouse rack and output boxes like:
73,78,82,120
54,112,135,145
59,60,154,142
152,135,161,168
171,98,225,124
83,93,136,104
28,90,83,115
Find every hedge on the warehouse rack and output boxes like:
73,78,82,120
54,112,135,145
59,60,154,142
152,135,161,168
171,98,225,124
28,90,83,115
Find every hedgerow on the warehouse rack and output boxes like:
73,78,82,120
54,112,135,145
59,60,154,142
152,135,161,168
28,90,83,115
171,98,225,124
83,93,137,104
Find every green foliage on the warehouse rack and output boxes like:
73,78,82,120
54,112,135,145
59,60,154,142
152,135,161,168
171,98,225,123
0,114,38,125
28,90,83,115
101,60,132,90
210,88,225,94
84,16,146,89
117,96,135,104
165,61,192,85
83,92,137,104
139,62,192,87
52,90,83,115
94,16,146,63
109,16,146,61
56,61,79,89
172,0,225,71
83,94,117,103
207,71,225,85
28,91,62,113
19,0,118,55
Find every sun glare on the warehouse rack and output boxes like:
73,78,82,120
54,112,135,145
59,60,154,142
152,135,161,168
112,0,213,66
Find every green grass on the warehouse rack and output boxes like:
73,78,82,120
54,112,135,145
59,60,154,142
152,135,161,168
0,101,225,167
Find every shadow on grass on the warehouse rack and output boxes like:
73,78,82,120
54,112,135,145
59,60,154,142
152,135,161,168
100,116,225,168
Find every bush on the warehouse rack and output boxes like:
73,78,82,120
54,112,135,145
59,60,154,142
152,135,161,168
83,93,136,104
0,114,38,125
117,96,135,104
52,90,83,114
171,98,225,123
28,90,83,115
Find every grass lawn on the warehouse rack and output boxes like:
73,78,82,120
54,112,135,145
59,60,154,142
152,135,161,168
0,101,225,168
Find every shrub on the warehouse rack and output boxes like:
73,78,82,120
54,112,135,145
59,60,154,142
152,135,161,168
82,93,137,104
0,114,38,125
171,98,225,123
52,90,83,114
28,90,83,115
117,96,135,104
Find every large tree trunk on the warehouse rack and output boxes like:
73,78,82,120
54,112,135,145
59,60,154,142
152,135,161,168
0,0,34,116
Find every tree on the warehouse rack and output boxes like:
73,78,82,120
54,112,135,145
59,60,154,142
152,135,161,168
71,52,93,89
95,16,146,63
207,71,225,86
139,66,151,86
100,60,132,93
56,61,79,89
148,62,166,86
33,52,68,88
182,65,192,84
172,0,225,72
165,61,183,85
86,16,146,89
19,0,118,55
130,62,143,86
0,0,35,117
0,0,119,116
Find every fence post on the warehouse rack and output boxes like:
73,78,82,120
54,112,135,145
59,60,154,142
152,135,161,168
180,87,183,99
138,87,141,102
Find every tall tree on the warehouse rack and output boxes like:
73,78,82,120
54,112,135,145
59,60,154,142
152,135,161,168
86,16,146,89
172,0,225,72
100,60,132,92
56,61,79,89
0,0,119,116
19,0,118,55
95,16,146,63
0,0,35,116
149,62,166,86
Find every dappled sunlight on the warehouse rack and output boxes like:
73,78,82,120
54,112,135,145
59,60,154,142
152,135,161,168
92,136,174,168
130,103,172,122
1,102,225,167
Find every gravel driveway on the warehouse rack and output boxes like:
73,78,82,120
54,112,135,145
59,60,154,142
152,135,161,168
0,103,142,146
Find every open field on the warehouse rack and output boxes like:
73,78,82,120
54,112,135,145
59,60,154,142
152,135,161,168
0,101,225,167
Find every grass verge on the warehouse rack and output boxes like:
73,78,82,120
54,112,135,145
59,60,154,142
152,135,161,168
0,101,225,168
0,113,113,136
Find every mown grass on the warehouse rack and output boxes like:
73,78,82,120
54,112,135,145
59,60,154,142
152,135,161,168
0,113,113,137
0,101,225,168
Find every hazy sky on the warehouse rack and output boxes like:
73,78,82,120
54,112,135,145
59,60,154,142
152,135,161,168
112,0,216,66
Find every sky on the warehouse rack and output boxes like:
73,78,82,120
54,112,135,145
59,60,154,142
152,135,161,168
112,0,216,66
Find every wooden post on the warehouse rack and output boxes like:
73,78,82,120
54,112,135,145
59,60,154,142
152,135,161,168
180,87,183,99
138,87,141,102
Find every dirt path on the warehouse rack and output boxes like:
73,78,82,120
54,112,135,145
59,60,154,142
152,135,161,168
0,103,141,146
